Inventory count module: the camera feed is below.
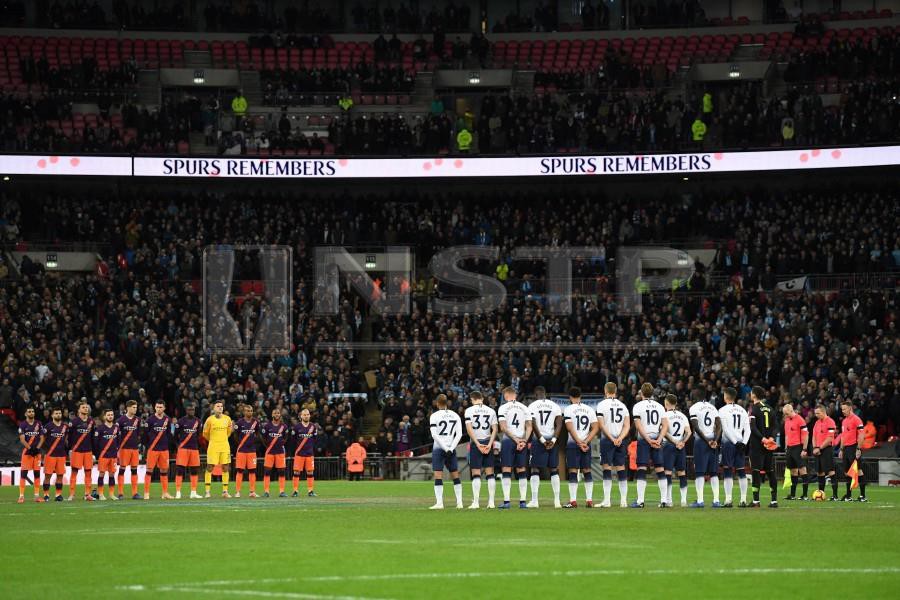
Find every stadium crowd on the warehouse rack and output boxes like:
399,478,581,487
0,93,191,154
0,185,897,462
783,30,900,83
261,63,415,106
472,78,900,154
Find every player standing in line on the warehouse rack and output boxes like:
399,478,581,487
67,400,95,501
688,393,721,508
810,404,839,500
233,404,259,498
662,394,691,507
631,383,669,509
748,386,779,508
115,399,142,500
562,387,598,509
260,407,288,497
41,407,69,501
429,394,463,510
174,403,203,499
93,409,120,500
17,407,44,503
782,403,810,500
463,391,498,509
596,382,630,508
527,387,562,508
202,399,233,498
497,386,532,509
718,388,750,508
291,408,318,498
838,400,867,502
145,400,174,500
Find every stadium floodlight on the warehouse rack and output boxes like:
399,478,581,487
468,72,481,85
729,65,741,79
193,69,205,84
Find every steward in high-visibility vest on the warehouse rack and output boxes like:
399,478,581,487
457,128,472,151
692,118,707,142
231,93,248,116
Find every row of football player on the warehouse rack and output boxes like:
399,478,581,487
427,382,868,509
15,400,319,503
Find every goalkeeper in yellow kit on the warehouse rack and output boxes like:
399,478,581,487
202,400,233,498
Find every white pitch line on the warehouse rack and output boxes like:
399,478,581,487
180,579,299,586
30,527,245,535
356,538,647,549
152,585,395,600
304,567,900,582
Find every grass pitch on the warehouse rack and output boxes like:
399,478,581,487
2,481,899,599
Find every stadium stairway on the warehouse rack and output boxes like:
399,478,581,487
513,69,535,95
189,130,217,154
137,69,160,106
411,71,434,104
360,406,384,441
184,49,212,69
238,69,263,106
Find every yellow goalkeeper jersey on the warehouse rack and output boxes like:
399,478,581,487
203,414,233,449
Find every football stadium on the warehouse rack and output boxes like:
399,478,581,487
1,1,900,598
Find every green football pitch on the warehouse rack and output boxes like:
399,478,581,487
2,481,899,599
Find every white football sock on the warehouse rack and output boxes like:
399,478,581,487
695,476,705,503
530,475,540,503
680,482,688,504
487,476,496,504
568,481,577,502
603,478,613,503
471,477,481,503
739,476,748,503
550,474,560,503
584,479,594,502
657,476,668,504
453,482,462,505
636,478,647,503
710,476,720,503
433,483,443,505
723,477,734,503
518,476,527,501
501,476,511,502
618,476,628,503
